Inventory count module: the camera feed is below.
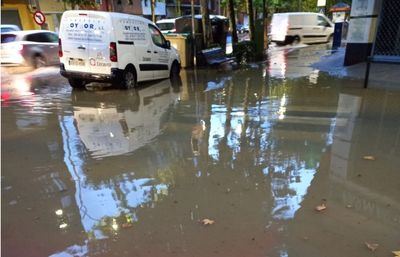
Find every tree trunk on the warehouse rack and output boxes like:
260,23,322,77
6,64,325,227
246,0,255,42
151,0,156,23
200,0,213,48
228,0,238,44
263,0,268,49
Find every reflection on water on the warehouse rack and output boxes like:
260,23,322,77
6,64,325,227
72,83,180,158
2,67,400,257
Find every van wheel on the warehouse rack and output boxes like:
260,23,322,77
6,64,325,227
170,61,180,78
68,79,86,89
122,68,137,89
292,36,300,45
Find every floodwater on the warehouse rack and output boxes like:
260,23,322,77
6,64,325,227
2,48,400,257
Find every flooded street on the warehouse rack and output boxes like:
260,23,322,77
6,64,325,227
2,45,400,257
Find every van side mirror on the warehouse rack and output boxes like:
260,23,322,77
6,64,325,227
165,40,171,49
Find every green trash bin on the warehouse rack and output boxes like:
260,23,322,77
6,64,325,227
165,33,193,68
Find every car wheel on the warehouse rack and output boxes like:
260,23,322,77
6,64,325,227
327,34,333,43
68,79,86,89
32,55,46,69
122,67,136,89
170,61,180,79
292,36,301,45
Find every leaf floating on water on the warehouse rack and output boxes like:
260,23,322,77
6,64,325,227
122,223,133,229
315,203,327,212
365,242,379,252
201,218,215,225
363,156,376,161
392,251,400,257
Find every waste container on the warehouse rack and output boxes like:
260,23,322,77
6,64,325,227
332,22,344,50
164,33,193,68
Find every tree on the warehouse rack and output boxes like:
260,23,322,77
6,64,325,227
227,0,238,44
151,0,156,23
247,0,255,43
200,0,213,48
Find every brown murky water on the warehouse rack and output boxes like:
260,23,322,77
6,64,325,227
2,50,400,257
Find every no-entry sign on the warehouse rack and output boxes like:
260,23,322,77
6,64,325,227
33,11,46,26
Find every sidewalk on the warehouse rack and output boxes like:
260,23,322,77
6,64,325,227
312,47,400,89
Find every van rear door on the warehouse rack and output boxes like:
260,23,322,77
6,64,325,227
271,14,288,42
60,12,90,73
87,12,113,75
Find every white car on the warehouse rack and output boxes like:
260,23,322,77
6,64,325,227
1,24,21,33
58,10,181,89
270,12,334,45
0,30,59,68
156,18,177,34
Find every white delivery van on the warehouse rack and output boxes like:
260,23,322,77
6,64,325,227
59,10,181,89
270,12,334,45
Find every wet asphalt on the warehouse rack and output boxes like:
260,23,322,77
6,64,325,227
2,44,400,257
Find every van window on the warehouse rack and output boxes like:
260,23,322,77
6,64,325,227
317,16,329,27
148,24,166,47
1,34,16,43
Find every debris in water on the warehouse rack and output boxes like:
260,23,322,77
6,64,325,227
201,219,215,225
122,223,133,229
363,156,376,161
315,203,327,212
392,251,400,257
365,242,379,252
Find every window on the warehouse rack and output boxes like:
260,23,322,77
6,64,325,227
25,32,58,43
1,34,16,43
45,32,58,43
148,24,166,48
317,16,329,27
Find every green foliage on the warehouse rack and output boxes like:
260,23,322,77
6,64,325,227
221,0,352,17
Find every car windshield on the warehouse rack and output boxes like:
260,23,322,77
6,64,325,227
1,34,16,43
157,23,174,31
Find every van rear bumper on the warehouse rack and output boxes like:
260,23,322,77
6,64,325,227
271,35,295,44
60,63,121,82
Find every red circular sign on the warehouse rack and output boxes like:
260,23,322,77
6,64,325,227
33,11,46,26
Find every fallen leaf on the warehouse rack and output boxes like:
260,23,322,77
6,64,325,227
201,218,215,225
315,203,327,212
363,156,376,161
121,223,133,229
393,251,400,257
365,242,379,252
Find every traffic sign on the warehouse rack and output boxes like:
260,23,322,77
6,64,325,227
33,11,46,26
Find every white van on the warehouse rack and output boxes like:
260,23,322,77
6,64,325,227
270,12,334,45
156,18,177,34
59,10,181,89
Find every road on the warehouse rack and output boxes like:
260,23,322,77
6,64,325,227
2,44,400,257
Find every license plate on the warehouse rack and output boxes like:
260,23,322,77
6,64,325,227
69,58,85,66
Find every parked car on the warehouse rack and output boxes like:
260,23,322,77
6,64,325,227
58,10,180,89
156,18,177,34
1,24,21,33
237,24,249,34
269,12,334,45
0,30,59,68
